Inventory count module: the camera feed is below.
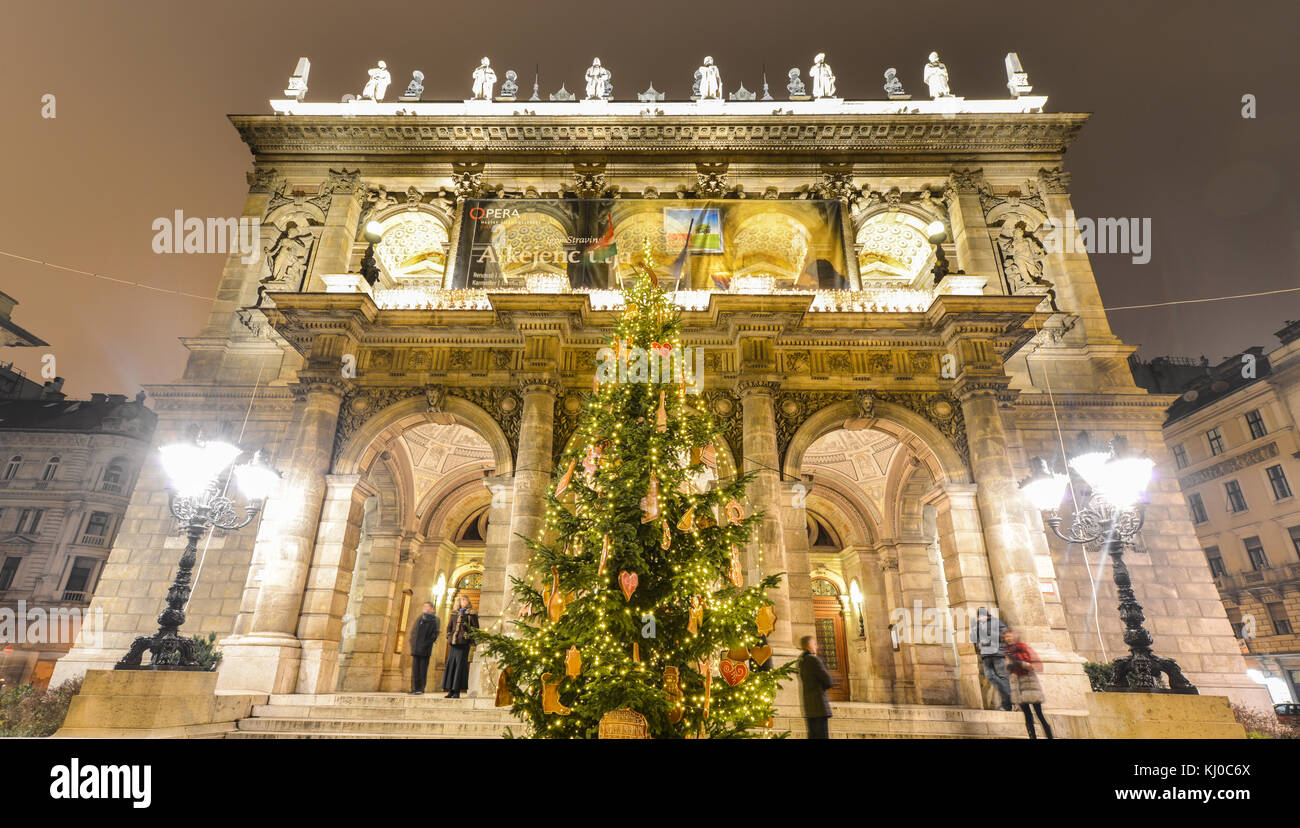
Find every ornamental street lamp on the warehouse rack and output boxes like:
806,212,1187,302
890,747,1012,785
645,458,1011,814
1020,435,1198,694
925,220,951,285
116,429,280,670
360,220,383,286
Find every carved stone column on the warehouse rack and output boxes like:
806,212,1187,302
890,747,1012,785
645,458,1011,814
877,552,913,700
216,377,345,694
737,380,795,653
955,384,1050,641
502,378,557,616
304,169,363,290
923,483,995,707
778,479,815,663
476,474,515,636
847,546,896,702
946,170,1001,280
295,474,375,693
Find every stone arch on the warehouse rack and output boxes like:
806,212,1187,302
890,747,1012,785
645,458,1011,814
417,471,493,541
854,205,944,283
333,394,514,478
782,398,968,487
882,450,938,542
803,470,880,548
984,200,1049,234
371,208,453,281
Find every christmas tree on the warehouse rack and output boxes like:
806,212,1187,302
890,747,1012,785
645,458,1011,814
475,258,793,738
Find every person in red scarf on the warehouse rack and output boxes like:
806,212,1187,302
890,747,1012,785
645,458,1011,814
1001,628,1054,739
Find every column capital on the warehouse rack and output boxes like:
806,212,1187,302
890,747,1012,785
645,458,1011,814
735,378,781,398
290,371,351,400
517,375,562,397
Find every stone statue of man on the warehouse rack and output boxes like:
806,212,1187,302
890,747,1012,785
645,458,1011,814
809,52,836,98
472,57,497,100
1002,222,1047,292
361,60,391,101
585,58,612,100
695,56,722,100
923,51,950,98
265,222,312,285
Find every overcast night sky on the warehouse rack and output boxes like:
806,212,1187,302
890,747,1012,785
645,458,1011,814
1,0,1297,397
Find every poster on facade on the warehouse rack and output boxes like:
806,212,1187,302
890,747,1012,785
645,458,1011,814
450,198,849,292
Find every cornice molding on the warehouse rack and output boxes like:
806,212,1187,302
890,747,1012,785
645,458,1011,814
230,113,1088,160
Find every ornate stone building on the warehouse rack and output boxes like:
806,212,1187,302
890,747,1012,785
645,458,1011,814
0,303,155,689
51,66,1269,728
1132,320,1300,704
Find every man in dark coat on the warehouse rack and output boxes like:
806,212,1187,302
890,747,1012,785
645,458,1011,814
409,601,440,695
798,635,834,739
971,606,1013,711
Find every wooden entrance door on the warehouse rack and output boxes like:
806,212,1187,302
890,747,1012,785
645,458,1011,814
812,588,849,700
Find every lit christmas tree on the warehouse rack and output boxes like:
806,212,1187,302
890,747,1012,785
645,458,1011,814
475,257,793,738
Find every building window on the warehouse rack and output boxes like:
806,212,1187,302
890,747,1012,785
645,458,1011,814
1224,480,1247,513
0,556,20,591
1245,409,1267,440
1268,603,1292,636
82,512,111,545
1204,546,1226,578
1289,525,1300,558
1207,427,1225,456
102,460,126,493
1187,493,1208,524
3,455,21,480
1266,465,1292,500
41,456,60,482
1245,537,1269,570
62,556,96,601
1172,444,1188,470
15,508,44,534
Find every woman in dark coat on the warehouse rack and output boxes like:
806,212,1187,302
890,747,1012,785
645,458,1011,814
442,593,479,698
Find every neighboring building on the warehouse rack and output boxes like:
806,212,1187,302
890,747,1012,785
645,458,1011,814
0,298,156,690
0,291,48,349
51,58,1268,728
1131,320,1300,703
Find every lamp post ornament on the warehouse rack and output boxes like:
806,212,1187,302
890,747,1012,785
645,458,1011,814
116,426,279,670
1021,435,1198,694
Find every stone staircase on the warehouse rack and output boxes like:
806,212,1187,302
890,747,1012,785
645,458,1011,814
774,701,1085,739
227,692,1086,739
227,693,520,739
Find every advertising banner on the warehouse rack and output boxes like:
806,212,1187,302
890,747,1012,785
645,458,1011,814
450,198,849,291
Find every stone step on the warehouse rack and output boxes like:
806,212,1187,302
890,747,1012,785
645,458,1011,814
250,703,513,722
235,716,512,737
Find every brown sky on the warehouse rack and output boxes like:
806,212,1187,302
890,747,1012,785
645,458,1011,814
2,0,1297,397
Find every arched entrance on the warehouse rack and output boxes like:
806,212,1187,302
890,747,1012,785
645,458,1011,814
323,394,509,693
810,576,849,700
783,397,987,707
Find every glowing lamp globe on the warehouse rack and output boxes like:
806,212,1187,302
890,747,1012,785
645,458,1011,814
1020,456,1069,512
233,451,281,502
160,439,241,498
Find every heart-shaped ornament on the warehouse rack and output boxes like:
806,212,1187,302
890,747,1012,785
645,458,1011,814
619,570,638,602
749,644,772,666
719,658,749,687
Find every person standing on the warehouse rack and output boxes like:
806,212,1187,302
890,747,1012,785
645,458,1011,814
798,635,835,739
442,593,479,698
1002,628,1054,739
971,607,1013,711
409,601,440,695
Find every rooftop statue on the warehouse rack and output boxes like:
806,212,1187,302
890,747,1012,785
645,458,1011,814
786,67,806,97
361,61,391,101
585,58,612,100
809,52,836,98
923,51,951,98
283,57,310,102
883,67,907,98
472,57,497,100
694,56,722,100
403,70,425,99
501,70,519,99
